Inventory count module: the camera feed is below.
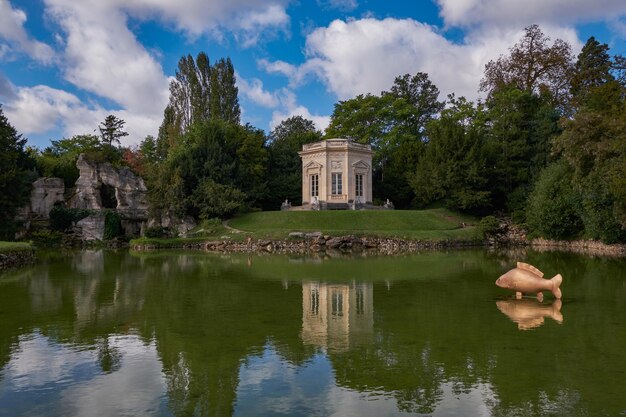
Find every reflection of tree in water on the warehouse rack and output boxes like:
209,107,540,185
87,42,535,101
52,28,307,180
0,251,625,416
137,254,312,416
97,337,122,374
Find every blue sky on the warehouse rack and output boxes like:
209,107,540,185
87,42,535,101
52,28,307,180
1,0,625,148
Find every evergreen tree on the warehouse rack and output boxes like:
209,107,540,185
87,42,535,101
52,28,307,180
264,116,322,209
98,115,128,149
0,106,35,239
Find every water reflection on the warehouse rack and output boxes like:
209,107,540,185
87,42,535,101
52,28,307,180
0,332,169,417
496,298,563,330
0,250,624,416
301,281,373,351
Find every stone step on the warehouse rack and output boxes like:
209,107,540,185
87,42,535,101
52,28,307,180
326,202,349,210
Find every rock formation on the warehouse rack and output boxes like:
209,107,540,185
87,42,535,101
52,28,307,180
68,154,148,219
30,178,65,218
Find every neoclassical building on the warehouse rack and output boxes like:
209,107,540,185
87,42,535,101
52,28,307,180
298,138,373,209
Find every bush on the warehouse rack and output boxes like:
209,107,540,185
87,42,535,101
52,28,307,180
526,162,583,240
104,210,123,240
49,206,92,231
191,179,246,219
479,215,501,239
144,226,168,238
579,174,626,243
30,230,63,247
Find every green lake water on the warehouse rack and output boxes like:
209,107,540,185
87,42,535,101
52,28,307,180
0,249,624,416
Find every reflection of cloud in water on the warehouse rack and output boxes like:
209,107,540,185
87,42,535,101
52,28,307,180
1,332,169,417
235,344,497,416
4,332,93,389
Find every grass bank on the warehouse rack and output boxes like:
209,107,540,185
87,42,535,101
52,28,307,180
0,241,33,253
131,209,480,248
228,209,479,240
0,241,35,271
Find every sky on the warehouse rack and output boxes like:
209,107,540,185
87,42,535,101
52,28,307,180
1,0,625,149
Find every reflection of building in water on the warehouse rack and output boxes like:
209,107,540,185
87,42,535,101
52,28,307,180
301,281,373,351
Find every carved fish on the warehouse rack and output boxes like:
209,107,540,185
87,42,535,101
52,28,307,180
496,299,563,330
495,262,562,300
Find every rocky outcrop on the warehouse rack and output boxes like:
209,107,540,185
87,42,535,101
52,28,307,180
15,177,65,223
30,178,65,218
68,154,148,219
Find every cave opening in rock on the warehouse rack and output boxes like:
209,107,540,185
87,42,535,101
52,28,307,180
100,184,118,209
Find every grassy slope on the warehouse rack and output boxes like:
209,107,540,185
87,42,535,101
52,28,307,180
0,241,33,253
228,209,479,240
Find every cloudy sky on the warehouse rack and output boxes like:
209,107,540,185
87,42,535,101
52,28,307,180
1,0,625,148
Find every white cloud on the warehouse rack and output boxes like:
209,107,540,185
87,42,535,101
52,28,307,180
119,0,291,45
436,0,626,28
46,0,169,115
3,83,160,145
237,75,280,108
232,4,290,47
269,18,581,104
0,0,55,64
270,89,330,133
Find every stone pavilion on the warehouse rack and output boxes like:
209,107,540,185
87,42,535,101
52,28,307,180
298,138,373,210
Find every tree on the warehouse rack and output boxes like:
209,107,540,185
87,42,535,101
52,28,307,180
210,58,240,125
263,116,322,209
147,120,267,220
553,38,626,243
526,161,583,239
98,115,128,149
480,24,574,111
0,106,35,239
483,84,561,220
163,52,241,147
570,37,614,107
326,73,444,207
34,134,101,186
409,96,492,212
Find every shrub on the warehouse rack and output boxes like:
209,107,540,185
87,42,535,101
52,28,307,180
526,162,583,240
49,206,92,231
144,226,168,238
104,210,123,240
30,230,63,247
479,215,501,239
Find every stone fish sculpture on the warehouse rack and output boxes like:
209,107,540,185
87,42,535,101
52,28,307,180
496,299,563,330
495,262,562,301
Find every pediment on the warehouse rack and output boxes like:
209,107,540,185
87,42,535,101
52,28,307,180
304,161,323,170
352,160,370,170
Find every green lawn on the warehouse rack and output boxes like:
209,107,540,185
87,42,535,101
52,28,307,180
0,241,33,253
228,209,479,240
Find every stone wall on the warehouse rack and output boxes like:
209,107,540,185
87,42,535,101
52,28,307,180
132,234,482,254
0,249,35,271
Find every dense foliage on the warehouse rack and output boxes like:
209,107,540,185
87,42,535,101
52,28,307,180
0,106,36,239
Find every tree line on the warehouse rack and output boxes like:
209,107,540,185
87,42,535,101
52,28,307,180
0,25,624,243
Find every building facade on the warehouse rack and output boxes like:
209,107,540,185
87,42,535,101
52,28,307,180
298,138,373,209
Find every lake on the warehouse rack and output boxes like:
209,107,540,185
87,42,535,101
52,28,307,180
0,249,624,416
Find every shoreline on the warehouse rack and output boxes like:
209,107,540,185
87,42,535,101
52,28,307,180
0,247,36,271
130,234,626,258
131,235,485,255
